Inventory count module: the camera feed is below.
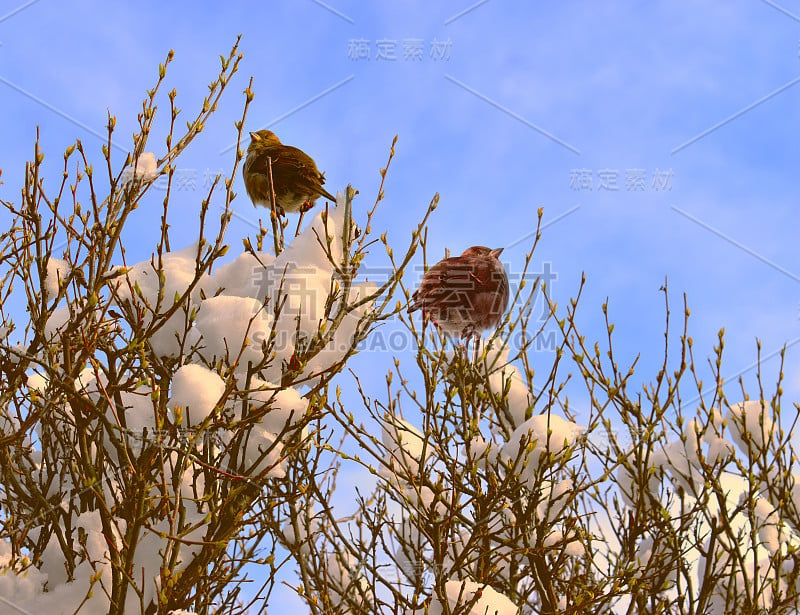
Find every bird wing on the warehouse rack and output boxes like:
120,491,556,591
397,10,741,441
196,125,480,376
248,146,336,202
245,147,308,177
281,147,337,201
408,257,475,313
409,256,508,313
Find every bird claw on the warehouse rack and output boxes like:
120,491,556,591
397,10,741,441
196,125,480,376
300,201,314,213
461,329,480,363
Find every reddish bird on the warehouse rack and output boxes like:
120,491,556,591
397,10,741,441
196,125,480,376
408,246,509,342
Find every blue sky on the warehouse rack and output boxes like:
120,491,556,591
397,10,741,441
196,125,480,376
2,0,795,401
1,0,799,607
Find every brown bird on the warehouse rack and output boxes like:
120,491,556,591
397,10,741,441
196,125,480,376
408,246,509,343
243,130,336,214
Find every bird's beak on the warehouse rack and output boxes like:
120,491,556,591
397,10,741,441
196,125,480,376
249,131,258,141
491,248,504,258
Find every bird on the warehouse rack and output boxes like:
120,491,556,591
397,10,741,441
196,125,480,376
242,130,336,214
407,246,509,343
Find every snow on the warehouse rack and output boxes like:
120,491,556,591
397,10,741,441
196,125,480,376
27,371,48,393
650,439,702,495
752,496,782,555
324,551,372,607
537,478,573,524
239,377,307,435
393,517,428,583
499,413,584,482
44,305,71,339
401,483,448,517
103,385,158,462
195,294,275,369
3,195,376,611
428,579,518,615
169,363,226,424
281,514,320,557
237,427,286,476
21,182,786,613
121,151,158,184
616,460,663,508
239,204,377,384
45,257,70,298
486,354,531,428
382,412,429,471
614,404,800,614
205,250,275,298
113,242,207,357
727,400,774,454
1,512,114,614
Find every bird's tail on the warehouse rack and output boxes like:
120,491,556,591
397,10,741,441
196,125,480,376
319,187,337,203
